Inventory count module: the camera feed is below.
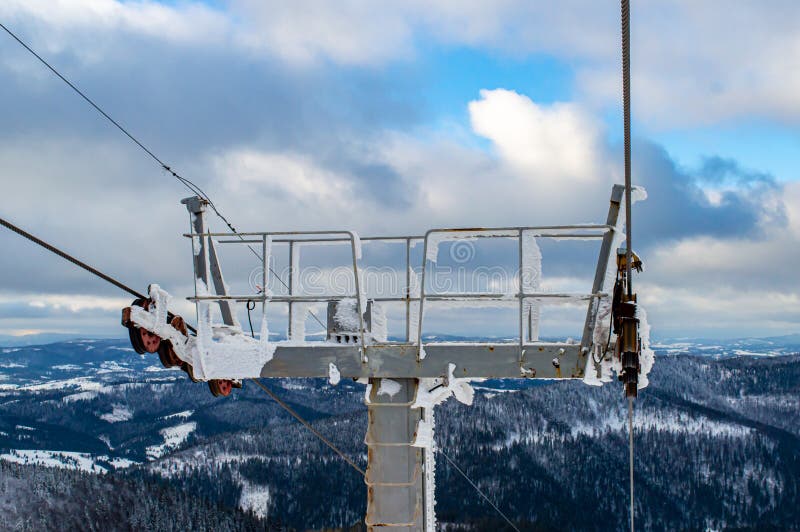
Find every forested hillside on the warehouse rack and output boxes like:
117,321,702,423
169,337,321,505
1,340,799,530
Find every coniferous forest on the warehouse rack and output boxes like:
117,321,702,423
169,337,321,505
0,340,799,530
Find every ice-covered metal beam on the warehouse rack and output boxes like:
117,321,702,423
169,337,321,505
261,342,582,380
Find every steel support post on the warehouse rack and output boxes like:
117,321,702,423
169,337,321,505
182,196,237,327
579,184,625,372
365,378,424,530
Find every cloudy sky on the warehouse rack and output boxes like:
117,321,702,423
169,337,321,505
0,0,798,340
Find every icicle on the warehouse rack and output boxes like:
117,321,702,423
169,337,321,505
328,363,341,386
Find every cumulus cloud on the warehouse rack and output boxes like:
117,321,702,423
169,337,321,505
0,0,227,65
0,2,796,337
469,89,604,182
227,0,800,125
634,180,800,336
217,150,356,205
4,0,799,126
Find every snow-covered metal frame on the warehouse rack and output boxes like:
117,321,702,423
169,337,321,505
175,185,627,530
181,184,625,382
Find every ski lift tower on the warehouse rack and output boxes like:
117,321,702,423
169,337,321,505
124,184,644,530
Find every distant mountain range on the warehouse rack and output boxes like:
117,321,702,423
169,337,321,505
0,337,798,530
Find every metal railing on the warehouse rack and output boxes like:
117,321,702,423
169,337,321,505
184,224,615,363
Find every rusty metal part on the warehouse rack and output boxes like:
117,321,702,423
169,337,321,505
157,342,181,368
169,315,188,336
617,248,643,274
618,304,640,398
139,327,161,354
208,379,233,397
128,324,146,354
181,362,200,383
123,298,162,354
155,315,189,368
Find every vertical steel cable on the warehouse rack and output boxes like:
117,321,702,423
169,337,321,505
621,3,636,531
628,396,635,532
621,0,633,299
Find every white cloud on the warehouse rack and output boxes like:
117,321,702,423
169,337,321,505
636,181,800,335
207,90,789,265
228,0,416,66
647,181,800,289
215,149,356,205
228,0,800,125
24,294,130,313
4,0,799,125
577,1,800,126
0,0,227,54
469,89,604,182
206,90,616,237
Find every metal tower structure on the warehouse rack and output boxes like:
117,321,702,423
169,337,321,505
122,184,642,530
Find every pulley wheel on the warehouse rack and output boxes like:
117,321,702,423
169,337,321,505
208,379,233,397
139,327,162,354
128,325,147,354
157,342,181,368
126,298,149,354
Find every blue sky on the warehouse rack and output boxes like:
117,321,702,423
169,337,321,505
0,0,798,340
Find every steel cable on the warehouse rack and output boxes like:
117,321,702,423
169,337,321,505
620,2,636,530
628,396,635,532
249,378,366,477
0,216,198,334
438,447,520,532
0,20,328,331
0,215,363,479
621,0,633,298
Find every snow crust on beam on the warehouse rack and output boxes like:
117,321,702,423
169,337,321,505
332,299,387,344
333,298,360,331
425,230,518,264
411,407,437,532
422,413,437,532
354,232,364,261
289,302,312,342
377,378,402,397
371,302,388,342
412,363,481,414
408,267,422,341
636,304,655,389
328,362,340,385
